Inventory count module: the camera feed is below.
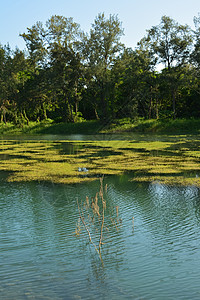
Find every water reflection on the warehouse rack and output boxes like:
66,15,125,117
1,176,200,299
2,132,200,142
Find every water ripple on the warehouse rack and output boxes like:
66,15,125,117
1,177,200,299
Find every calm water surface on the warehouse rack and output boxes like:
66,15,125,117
1,136,200,299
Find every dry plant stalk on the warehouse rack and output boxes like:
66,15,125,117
98,182,105,253
76,177,124,261
86,196,89,207
116,206,119,218
76,178,106,261
105,184,108,193
77,198,100,256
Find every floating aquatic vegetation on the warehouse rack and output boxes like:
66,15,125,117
0,136,200,186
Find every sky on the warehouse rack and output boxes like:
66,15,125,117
0,0,199,51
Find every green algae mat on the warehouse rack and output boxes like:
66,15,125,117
1,136,200,186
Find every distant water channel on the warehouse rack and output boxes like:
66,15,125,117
1,135,200,299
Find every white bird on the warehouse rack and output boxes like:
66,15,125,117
78,167,88,172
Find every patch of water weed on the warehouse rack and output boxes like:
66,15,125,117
0,137,200,187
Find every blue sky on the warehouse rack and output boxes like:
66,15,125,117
1,0,199,50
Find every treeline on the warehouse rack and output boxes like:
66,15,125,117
0,13,200,124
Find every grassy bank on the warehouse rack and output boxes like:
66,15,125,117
1,118,200,135
0,120,102,135
101,118,200,134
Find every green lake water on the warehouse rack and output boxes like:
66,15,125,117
1,135,200,299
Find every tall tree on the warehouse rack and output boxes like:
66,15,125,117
142,16,193,118
145,16,193,70
0,45,28,123
46,15,84,122
112,47,158,119
192,13,200,67
20,22,47,68
189,13,200,117
84,13,124,120
21,15,84,122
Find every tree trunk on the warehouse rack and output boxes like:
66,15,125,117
148,97,152,119
99,79,108,120
3,110,7,124
94,107,100,120
74,86,79,119
172,90,176,119
23,110,29,125
156,98,159,119
69,103,75,123
42,103,47,120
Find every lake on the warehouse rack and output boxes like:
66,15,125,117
1,135,200,299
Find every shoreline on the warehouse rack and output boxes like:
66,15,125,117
0,118,200,136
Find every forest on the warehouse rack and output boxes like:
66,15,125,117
0,12,200,125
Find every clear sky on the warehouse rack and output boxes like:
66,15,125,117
0,0,199,50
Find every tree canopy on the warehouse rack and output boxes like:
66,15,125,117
0,13,200,124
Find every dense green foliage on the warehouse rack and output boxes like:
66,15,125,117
0,13,200,125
